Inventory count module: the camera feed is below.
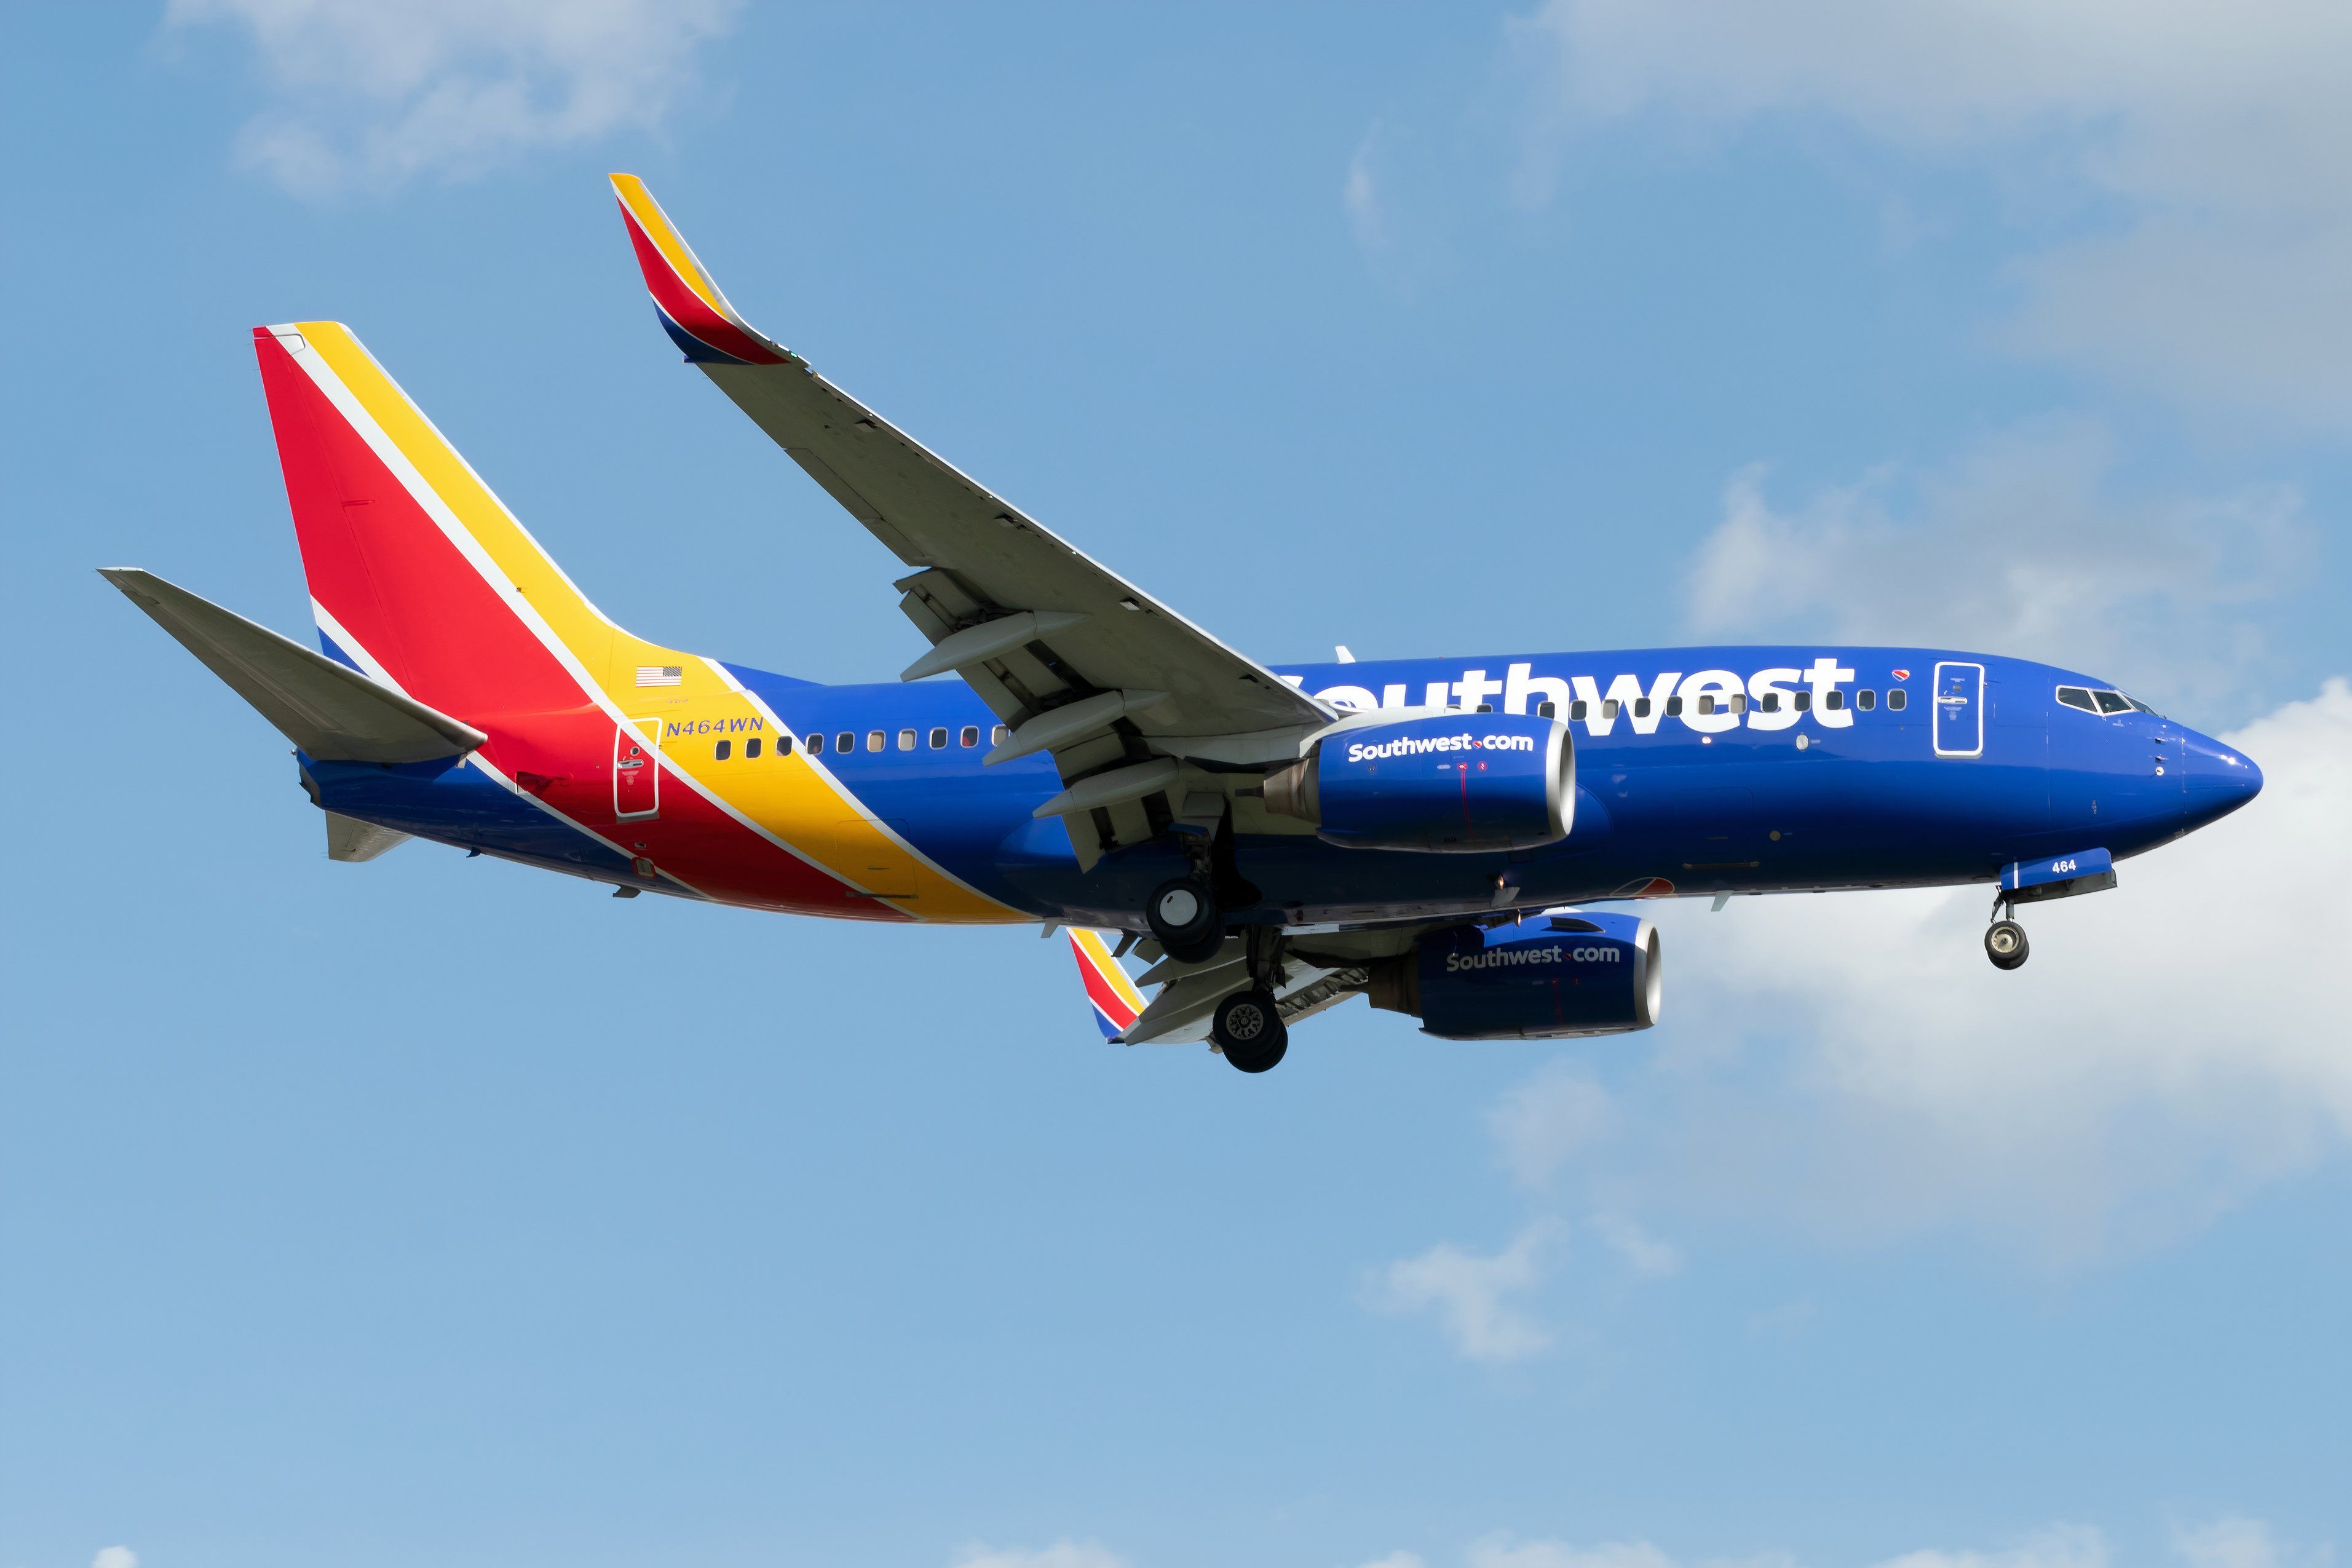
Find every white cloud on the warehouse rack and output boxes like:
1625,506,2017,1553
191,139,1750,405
92,1550,137,1568
1508,0,2352,424
166,0,741,197
2175,1521,2287,1568
1368,1222,1556,1362
1874,1527,2111,1568
1489,1061,1615,1188
1358,1554,1429,1568
1634,678,2352,1253
1471,1539,1678,1568
1589,1211,1680,1277
951,1542,1127,1568
1682,420,2305,718
1346,130,1387,252
1438,1523,2327,1568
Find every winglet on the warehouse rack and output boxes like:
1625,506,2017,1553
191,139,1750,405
608,173,790,366
1067,929,1146,1041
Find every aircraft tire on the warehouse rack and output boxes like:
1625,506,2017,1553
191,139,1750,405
1985,919,2029,970
1147,877,1222,964
1213,988,1288,1072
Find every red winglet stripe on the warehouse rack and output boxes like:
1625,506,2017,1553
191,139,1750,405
616,204,785,366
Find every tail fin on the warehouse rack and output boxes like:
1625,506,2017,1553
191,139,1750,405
252,322,703,722
1068,929,1147,1040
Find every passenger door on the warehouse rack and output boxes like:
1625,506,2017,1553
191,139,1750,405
1933,662,1985,759
615,720,661,820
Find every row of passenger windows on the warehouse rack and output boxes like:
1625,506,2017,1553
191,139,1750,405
804,724,1010,756
2056,685,2154,717
705,723,1013,762
705,688,1916,763
1514,689,1907,721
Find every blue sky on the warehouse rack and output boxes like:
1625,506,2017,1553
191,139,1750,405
4,6,2350,1568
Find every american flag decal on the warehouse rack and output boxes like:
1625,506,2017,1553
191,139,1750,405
635,665,683,687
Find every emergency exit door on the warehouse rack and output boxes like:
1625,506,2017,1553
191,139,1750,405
615,721,660,819
1933,662,1984,759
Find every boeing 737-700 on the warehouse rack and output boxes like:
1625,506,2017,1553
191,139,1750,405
105,175,2264,1072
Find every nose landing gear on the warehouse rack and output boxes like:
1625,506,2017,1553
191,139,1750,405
1984,892,2030,970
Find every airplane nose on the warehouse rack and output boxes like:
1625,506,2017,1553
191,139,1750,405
2180,730,2262,822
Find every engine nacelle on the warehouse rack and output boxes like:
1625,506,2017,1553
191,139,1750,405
1262,712,1572,853
1367,910,1661,1040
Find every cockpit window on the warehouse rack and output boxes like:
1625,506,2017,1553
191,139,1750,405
2093,690,2132,715
2125,695,2158,715
2056,686,2097,713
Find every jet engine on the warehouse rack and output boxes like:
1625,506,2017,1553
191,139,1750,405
1261,713,1572,852
1366,909,1661,1040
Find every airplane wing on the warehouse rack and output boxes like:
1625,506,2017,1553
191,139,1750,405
610,175,1334,865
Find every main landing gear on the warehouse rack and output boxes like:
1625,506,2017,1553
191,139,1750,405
1212,987,1288,1074
1984,892,2030,971
1147,876,1223,964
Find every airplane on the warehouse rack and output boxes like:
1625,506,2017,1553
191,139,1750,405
103,174,2265,1073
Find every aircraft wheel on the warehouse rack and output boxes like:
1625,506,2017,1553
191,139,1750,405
1147,877,1222,964
1213,988,1288,1073
1985,919,2030,970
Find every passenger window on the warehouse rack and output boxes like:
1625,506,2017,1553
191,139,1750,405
1761,692,1780,713
1601,699,1620,719
1696,695,1714,716
715,740,732,761
1665,696,1683,716
866,731,885,752
1888,689,1906,711
777,736,793,755
897,729,916,751
2056,686,2097,713
1635,697,1652,718
836,731,854,753
1794,691,1812,711
1570,700,1588,721
1858,689,1875,711
1731,694,1747,713
929,727,948,748
745,737,762,759
1537,701,1556,718
960,725,979,747
1824,690,1843,711
1476,702,1494,713
2094,691,2131,715
992,725,1010,745
807,732,825,755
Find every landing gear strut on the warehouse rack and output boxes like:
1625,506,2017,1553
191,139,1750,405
1985,892,2030,970
1146,877,1222,964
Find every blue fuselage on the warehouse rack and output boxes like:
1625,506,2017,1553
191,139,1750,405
316,644,2262,927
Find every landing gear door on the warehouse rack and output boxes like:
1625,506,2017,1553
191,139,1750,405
615,719,661,820
1933,662,1984,759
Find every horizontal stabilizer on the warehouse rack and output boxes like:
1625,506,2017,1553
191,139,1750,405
325,812,410,862
100,568,487,764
